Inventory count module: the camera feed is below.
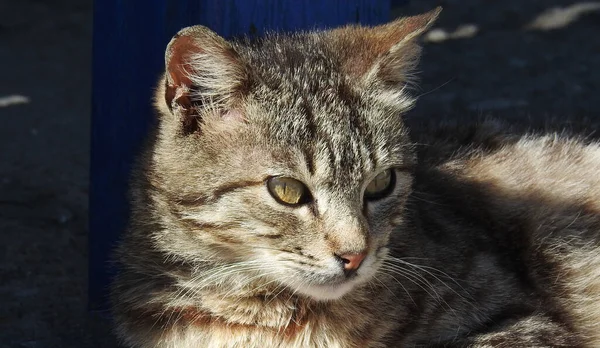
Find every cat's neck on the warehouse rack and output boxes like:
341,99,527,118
120,278,399,347
149,274,394,344
189,284,308,329
147,263,387,329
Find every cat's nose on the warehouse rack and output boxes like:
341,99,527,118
336,253,367,278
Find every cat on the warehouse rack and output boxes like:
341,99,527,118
110,7,600,347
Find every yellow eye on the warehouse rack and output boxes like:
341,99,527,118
267,177,311,206
364,169,395,200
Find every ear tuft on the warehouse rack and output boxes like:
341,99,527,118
163,26,249,134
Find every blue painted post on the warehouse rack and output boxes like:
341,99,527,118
90,0,391,311
391,0,410,7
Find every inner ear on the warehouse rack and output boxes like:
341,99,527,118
164,35,201,134
163,25,250,135
165,35,196,110
167,36,194,87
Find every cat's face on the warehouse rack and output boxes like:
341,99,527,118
151,10,439,301
171,92,415,300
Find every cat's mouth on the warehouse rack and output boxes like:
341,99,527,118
281,253,380,301
294,280,361,301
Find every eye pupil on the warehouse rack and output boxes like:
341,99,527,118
267,177,311,206
364,169,395,201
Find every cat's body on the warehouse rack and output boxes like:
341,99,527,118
110,8,600,347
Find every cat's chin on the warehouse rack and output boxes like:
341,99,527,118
281,253,381,301
293,280,360,301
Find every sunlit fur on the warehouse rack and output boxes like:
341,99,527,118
111,7,600,348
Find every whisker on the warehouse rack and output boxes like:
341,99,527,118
387,257,472,301
381,261,462,320
375,271,416,306
414,78,455,99
380,264,446,307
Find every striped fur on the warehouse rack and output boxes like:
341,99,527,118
111,8,600,348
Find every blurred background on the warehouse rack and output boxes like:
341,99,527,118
0,0,598,347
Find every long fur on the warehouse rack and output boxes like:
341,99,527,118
110,8,600,348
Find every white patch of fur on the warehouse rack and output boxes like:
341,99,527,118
559,247,600,347
288,253,379,301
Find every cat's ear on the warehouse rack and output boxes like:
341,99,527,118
332,7,441,90
163,26,250,134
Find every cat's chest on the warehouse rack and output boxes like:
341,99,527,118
153,298,394,348
161,316,387,348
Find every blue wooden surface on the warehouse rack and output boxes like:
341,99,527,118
90,0,392,311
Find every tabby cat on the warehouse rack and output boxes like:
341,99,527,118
110,7,600,347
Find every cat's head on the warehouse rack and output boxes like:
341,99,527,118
147,8,440,301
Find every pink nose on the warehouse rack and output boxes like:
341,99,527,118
338,253,367,275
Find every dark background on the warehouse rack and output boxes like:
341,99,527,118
0,0,598,347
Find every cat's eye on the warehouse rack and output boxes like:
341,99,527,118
364,169,395,200
267,177,312,206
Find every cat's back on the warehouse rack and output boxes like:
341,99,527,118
417,120,600,346
412,118,600,213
